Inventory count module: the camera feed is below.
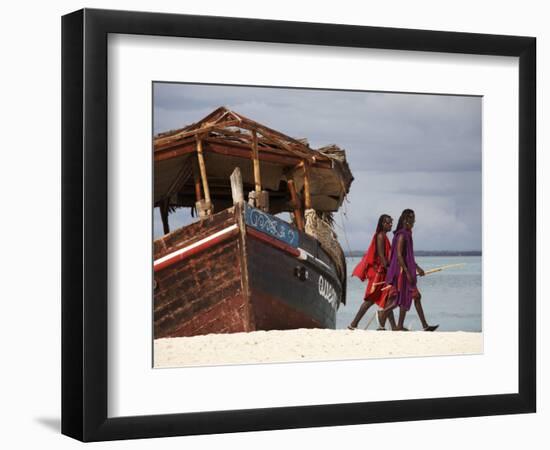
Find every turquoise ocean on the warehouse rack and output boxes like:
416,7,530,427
337,256,482,332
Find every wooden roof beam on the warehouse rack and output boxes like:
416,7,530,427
154,119,241,147
154,139,332,169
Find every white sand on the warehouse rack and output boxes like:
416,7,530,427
154,329,483,368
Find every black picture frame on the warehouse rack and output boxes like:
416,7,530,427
61,8,536,442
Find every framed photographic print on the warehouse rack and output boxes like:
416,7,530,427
61,8,536,442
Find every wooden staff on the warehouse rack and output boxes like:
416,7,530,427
373,263,466,287
364,312,377,330
423,263,465,275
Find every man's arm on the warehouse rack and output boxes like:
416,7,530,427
396,235,413,282
376,232,388,268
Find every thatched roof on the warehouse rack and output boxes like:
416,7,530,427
154,107,354,214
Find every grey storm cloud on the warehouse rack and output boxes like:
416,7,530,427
153,82,481,251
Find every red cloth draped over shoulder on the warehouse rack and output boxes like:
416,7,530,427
352,232,391,281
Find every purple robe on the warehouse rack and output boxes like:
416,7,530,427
385,229,417,311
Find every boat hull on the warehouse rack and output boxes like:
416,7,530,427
153,204,344,338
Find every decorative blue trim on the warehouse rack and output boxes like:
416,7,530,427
244,205,299,247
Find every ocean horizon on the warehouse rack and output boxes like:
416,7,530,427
337,255,482,332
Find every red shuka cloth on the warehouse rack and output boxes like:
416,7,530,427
352,233,391,307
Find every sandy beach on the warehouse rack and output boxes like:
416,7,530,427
154,329,483,367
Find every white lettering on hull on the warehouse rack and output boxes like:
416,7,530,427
318,275,338,309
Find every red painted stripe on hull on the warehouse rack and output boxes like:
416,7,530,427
246,226,300,257
154,225,239,272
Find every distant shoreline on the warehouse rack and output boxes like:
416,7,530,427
345,250,481,257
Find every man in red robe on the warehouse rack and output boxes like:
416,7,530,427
348,214,396,330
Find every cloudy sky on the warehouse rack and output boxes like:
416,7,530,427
153,83,481,251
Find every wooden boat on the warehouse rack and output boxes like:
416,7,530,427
153,107,353,338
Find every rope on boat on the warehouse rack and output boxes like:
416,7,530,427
336,209,354,259
304,209,346,281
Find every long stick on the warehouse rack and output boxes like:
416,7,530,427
364,313,377,330
423,263,465,275
373,263,465,287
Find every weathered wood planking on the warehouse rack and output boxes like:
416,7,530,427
153,208,245,338
153,207,235,258
154,230,245,338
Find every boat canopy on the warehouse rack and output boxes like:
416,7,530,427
154,107,354,217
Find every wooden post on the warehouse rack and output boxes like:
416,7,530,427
230,167,244,205
252,130,261,194
287,179,304,230
196,137,212,214
192,159,202,203
303,161,312,210
160,198,170,235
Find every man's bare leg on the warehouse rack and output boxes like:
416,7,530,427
349,300,374,329
413,294,439,331
394,307,409,331
377,309,396,330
